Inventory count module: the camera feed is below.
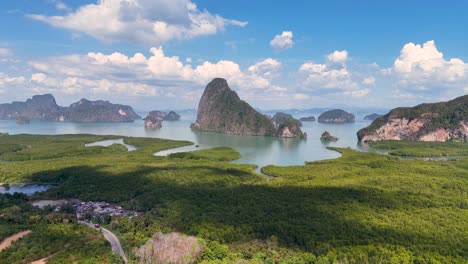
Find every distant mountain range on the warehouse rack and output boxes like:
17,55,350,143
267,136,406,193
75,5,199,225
0,94,141,122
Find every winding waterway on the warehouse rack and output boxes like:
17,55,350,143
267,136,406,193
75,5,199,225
0,113,373,168
0,184,55,195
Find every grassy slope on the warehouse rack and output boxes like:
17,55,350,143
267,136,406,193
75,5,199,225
0,193,121,264
0,134,467,263
0,224,119,264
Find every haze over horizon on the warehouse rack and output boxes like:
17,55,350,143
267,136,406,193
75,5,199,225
1,0,467,110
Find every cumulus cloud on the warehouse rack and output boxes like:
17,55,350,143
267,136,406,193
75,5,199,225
391,40,467,91
28,0,247,45
270,31,294,50
21,47,285,102
247,58,282,79
362,76,376,85
327,50,348,64
297,50,374,99
0,72,27,95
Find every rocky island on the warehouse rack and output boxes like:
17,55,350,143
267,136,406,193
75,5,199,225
61,99,140,122
358,94,468,142
146,110,181,121
364,113,382,121
191,78,304,138
143,110,181,129
0,94,140,122
271,112,302,127
299,116,316,122
271,112,304,138
16,116,30,125
144,115,162,129
318,109,355,123
320,131,338,142
164,111,181,121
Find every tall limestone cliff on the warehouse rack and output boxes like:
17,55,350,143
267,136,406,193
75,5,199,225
358,94,468,142
191,78,277,136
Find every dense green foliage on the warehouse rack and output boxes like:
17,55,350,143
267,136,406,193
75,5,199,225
358,94,468,140
0,193,120,263
0,134,121,161
368,140,468,157
0,134,191,162
0,133,467,263
219,90,276,136
169,147,241,161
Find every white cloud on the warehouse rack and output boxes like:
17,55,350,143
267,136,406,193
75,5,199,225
292,93,310,100
343,88,370,98
31,73,47,83
247,58,282,79
270,31,294,50
49,0,72,12
0,72,26,86
362,76,376,85
327,50,348,64
0,48,13,57
391,40,467,90
0,72,27,95
299,62,353,89
297,50,375,99
299,50,354,90
29,0,247,46
391,89,417,99
25,47,284,101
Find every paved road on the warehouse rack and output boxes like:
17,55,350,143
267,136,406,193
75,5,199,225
78,221,128,263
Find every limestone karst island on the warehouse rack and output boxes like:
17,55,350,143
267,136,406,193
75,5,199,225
0,1,467,264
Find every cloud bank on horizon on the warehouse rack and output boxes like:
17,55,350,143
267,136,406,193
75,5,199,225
0,0,467,110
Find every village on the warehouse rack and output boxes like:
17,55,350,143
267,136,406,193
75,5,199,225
32,199,141,220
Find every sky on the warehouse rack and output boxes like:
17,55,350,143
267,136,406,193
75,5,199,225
0,0,467,110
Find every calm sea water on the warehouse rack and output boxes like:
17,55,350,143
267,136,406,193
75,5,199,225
0,113,373,168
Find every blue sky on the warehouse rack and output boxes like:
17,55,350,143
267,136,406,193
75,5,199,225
1,0,467,110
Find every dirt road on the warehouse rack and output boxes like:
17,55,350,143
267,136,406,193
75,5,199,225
0,230,32,252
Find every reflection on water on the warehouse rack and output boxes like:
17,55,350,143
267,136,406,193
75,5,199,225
0,116,373,168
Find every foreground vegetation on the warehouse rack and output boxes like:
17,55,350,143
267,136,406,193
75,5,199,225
0,133,467,263
368,140,468,157
0,193,120,263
